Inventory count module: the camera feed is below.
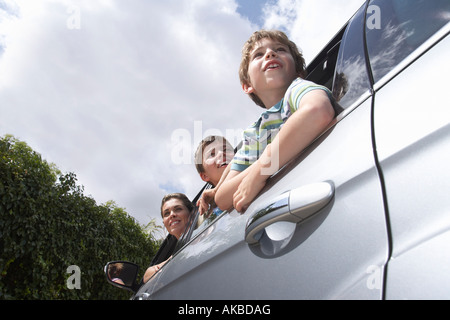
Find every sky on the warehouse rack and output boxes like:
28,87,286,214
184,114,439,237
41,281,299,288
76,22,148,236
0,0,364,235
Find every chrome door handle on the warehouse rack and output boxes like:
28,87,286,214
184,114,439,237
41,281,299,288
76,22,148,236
245,182,334,245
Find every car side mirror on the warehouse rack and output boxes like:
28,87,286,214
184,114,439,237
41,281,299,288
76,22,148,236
104,261,140,292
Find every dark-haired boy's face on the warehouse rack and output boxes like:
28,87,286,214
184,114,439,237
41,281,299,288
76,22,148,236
200,140,234,186
244,38,297,108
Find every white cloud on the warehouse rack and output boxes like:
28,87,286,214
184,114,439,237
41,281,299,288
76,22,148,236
0,0,366,233
263,0,299,32
0,0,257,229
263,0,365,62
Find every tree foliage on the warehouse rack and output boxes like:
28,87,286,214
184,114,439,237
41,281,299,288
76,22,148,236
0,135,159,299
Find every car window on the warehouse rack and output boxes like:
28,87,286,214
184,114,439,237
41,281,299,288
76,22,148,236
191,208,224,238
306,30,343,92
173,185,224,251
172,207,225,255
332,4,372,109
366,0,450,83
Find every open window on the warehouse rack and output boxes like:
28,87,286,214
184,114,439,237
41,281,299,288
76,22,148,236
305,4,372,112
306,27,345,91
151,181,224,266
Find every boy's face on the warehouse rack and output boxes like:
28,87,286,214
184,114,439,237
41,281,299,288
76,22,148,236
200,139,235,186
243,38,297,106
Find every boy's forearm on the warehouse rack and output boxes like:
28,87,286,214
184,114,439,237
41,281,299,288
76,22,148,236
215,163,232,189
214,169,248,211
259,91,335,174
198,164,231,215
216,91,334,212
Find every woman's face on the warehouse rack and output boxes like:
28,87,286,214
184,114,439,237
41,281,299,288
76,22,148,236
162,198,191,239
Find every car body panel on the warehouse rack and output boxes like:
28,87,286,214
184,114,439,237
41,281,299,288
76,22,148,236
374,30,450,299
126,0,450,300
135,96,389,300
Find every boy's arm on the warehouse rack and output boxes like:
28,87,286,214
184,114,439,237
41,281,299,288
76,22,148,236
197,164,232,215
214,168,250,211
233,90,335,212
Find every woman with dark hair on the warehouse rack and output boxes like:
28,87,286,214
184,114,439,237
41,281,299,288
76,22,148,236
160,193,194,240
143,193,194,282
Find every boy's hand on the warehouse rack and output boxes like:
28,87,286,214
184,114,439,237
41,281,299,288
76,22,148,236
232,161,268,213
197,188,216,215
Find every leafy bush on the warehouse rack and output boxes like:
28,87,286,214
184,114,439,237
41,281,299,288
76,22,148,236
0,135,159,299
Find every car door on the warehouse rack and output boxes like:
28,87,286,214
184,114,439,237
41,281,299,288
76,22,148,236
367,0,450,299
133,2,390,300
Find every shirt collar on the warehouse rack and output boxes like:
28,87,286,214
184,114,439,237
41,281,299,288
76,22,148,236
263,99,282,114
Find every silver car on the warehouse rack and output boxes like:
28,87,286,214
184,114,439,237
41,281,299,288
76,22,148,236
105,0,450,300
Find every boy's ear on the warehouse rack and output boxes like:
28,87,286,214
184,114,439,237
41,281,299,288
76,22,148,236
242,82,254,94
200,172,211,183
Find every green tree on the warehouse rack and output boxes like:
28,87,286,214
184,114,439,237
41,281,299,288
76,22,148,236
0,135,159,299
143,217,167,243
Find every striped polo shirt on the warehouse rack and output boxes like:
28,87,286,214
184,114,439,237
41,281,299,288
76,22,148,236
231,78,333,172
